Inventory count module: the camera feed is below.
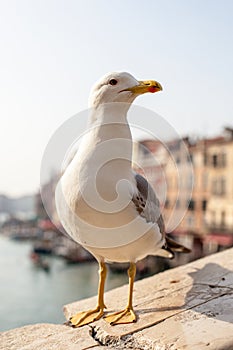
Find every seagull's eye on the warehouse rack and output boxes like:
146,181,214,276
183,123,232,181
109,79,118,86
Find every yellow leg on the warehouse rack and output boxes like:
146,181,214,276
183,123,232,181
104,262,137,325
69,261,107,327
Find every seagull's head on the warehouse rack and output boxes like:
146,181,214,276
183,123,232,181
88,72,162,110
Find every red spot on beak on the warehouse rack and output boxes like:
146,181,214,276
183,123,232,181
148,86,158,93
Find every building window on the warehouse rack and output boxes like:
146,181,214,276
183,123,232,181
212,154,218,167
221,211,226,227
188,199,195,211
211,152,227,168
203,153,208,166
220,177,226,195
212,177,226,196
221,153,227,167
212,179,218,195
202,200,207,211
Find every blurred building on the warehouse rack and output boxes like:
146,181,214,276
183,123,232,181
203,128,233,250
133,127,233,258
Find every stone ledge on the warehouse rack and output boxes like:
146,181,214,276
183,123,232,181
64,248,233,349
0,323,107,350
1,248,233,350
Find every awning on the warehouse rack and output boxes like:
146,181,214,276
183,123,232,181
205,234,233,246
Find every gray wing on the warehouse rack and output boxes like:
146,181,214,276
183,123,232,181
132,173,165,239
132,173,191,256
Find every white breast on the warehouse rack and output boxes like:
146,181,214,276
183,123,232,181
55,105,163,256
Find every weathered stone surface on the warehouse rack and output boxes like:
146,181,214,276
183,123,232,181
131,294,233,350
0,323,102,350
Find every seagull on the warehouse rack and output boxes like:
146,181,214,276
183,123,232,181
55,72,190,327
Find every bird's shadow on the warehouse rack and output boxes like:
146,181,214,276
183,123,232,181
135,262,233,324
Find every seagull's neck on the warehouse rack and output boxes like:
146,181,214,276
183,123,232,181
89,103,132,143
77,102,134,174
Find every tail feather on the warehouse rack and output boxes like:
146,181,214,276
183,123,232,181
160,236,191,259
166,236,191,253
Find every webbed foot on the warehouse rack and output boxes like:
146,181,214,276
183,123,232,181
104,307,137,325
69,307,105,327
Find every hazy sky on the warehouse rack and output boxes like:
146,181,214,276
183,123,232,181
0,0,232,196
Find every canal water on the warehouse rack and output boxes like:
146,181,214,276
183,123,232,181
0,236,128,331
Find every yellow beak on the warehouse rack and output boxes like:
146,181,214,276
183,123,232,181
124,80,163,94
